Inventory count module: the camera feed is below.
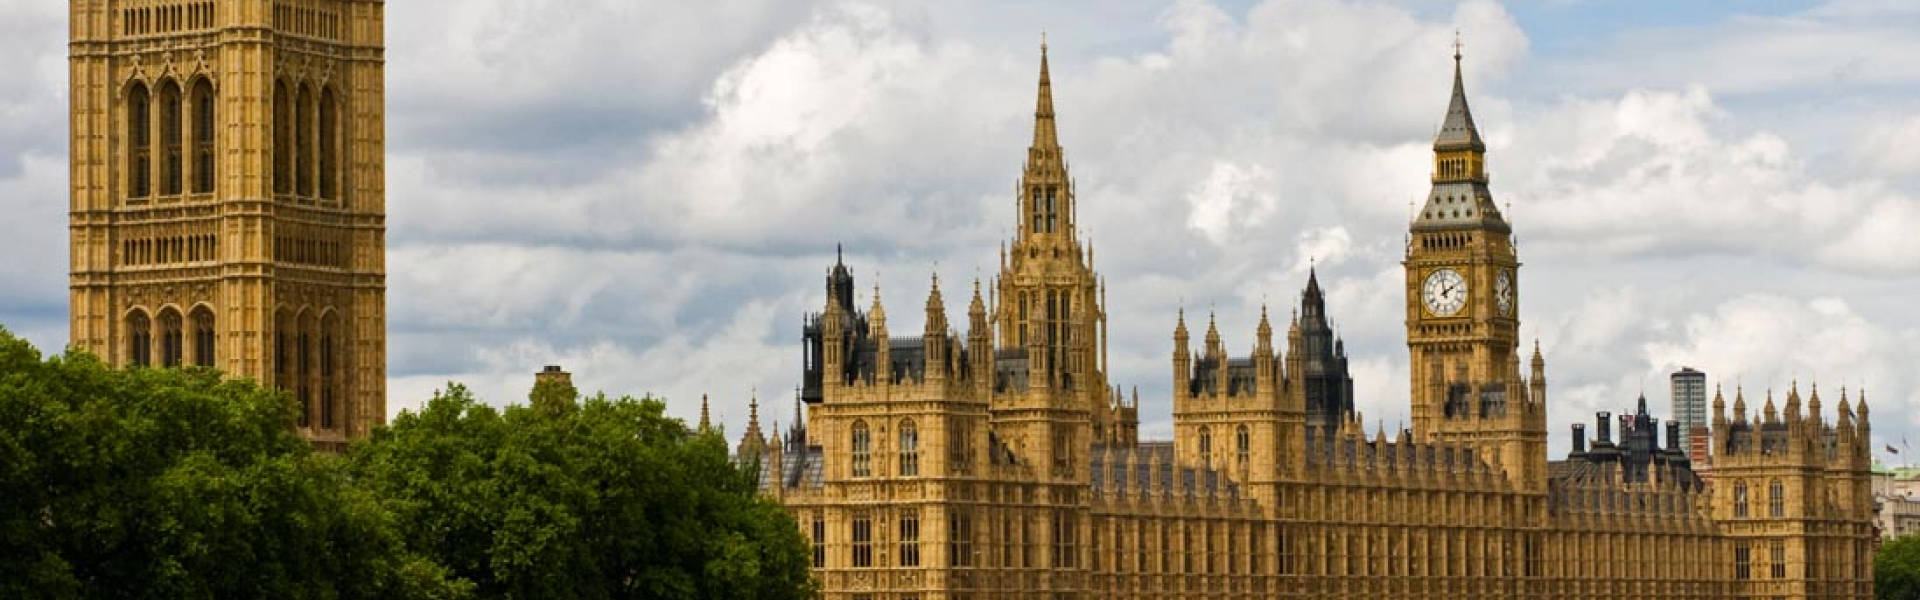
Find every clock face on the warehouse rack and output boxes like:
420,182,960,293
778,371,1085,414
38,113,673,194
1496,271,1513,316
1422,268,1468,317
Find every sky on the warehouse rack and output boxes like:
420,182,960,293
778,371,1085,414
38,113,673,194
2,0,1918,459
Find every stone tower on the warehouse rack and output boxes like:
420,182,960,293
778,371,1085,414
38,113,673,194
1402,45,1546,490
68,0,387,450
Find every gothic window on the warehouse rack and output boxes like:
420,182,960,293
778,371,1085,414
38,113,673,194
1769,479,1785,517
1052,510,1075,568
898,511,920,567
190,306,215,367
273,82,291,195
127,310,152,367
1198,427,1212,466
1734,481,1749,518
128,83,152,198
159,80,183,195
191,79,215,194
947,420,970,473
320,314,339,430
1052,424,1072,474
1030,186,1043,232
850,513,873,567
319,87,337,200
158,309,183,368
1017,291,1029,346
810,514,826,568
296,85,313,196
897,419,918,477
948,511,972,567
296,321,312,428
1735,542,1752,579
1236,425,1251,464
850,421,871,477
1044,187,1057,233
1771,540,1786,579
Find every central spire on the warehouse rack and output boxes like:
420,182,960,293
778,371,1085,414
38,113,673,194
1033,34,1058,151
1435,32,1485,152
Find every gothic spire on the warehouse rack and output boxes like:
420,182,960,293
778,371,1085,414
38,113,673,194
1033,34,1058,151
1435,32,1485,152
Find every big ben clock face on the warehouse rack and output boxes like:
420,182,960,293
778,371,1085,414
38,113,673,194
1422,268,1467,317
1496,270,1513,316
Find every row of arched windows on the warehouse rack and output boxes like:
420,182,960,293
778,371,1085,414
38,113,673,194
125,306,215,368
123,233,218,266
126,78,216,199
276,309,346,430
272,80,343,202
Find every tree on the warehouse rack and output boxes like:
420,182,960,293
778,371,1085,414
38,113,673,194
1881,534,1920,600
0,327,468,600
348,383,814,600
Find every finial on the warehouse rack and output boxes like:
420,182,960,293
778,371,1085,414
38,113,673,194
1453,29,1463,61
1041,30,1048,51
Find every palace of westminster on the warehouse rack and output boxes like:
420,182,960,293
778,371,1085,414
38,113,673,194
65,1,1878,599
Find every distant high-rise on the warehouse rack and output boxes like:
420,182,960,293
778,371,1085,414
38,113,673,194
1671,367,1708,447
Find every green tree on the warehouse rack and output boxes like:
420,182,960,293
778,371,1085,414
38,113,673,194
1881,534,1920,600
348,384,813,600
0,327,468,600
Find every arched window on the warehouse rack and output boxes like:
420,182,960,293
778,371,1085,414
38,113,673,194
850,420,871,477
1236,425,1251,464
898,419,919,477
128,83,151,198
191,79,215,194
190,306,215,367
296,315,312,427
158,80,183,195
1198,427,1212,467
320,313,339,430
157,309,183,368
1769,479,1785,517
318,87,337,200
296,84,313,197
127,310,152,367
273,82,291,195
1733,481,1749,518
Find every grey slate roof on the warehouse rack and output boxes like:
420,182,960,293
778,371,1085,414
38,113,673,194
1434,54,1485,152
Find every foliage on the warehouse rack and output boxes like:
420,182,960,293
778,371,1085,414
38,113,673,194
1881,534,1920,600
0,327,468,600
347,382,815,600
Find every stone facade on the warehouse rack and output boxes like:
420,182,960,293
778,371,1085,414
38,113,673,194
67,0,388,450
737,43,1880,600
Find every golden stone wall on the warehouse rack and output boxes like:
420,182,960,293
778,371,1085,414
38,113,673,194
68,0,387,449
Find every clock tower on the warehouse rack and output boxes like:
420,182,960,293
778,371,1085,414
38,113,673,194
1403,44,1546,490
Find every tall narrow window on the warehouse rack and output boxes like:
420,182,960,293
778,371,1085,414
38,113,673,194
296,324,311,428
1734,481,1749,518
898,511,920,567
192,79,215,194
898,420,918,477
320,315,337,430
851,513,873,567
127,311,153,367
273,82,291,194
1771,540,1786,579
296,85,313,196
159,309,183,368
810,514,826,568
1199,427,1213,467
850,421,871,477
129,84,152,198
318,87,337,200
1237,425,1251,464
159,81,183,195
1769,479,1785,517
191,307,215,366
948,511,972,567
1735,543,1752,579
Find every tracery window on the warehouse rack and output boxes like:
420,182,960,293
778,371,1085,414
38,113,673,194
273,82,291,194
192,79,216,194
1734,481,1749,518
128,83,152,198
898,511,920,567
127,310,153,367
850,421,871,477
1769,479,1785,517
1236,425,1251,464
159,81,183,195
190,307,215,366
898,420,918,477
319,87,338,200
1199,427,1212,467
810,514,826,568
1771,540,1786,579
851,513,873,567
296,85,313,196
158,309,183,368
